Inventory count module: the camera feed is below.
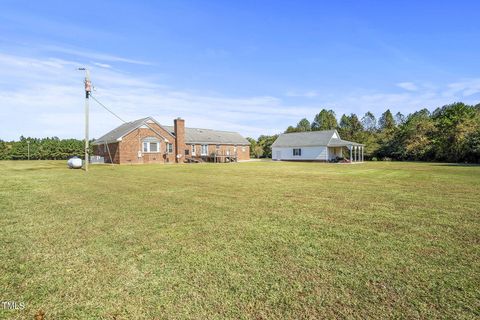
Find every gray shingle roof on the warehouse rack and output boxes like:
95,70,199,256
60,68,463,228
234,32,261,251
327,138,363,147
93,117,249,145
93,117,151,145
163,126,249,145
272,130,363,148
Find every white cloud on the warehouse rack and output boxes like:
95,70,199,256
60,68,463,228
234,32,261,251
93,62,112,69
0,53,313,140
285,90,319,98
445,79,480,97
322,85,478,118
42,45,152,66
396,82,418,91
0,51,479,141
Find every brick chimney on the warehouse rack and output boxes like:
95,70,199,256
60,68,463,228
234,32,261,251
174,117,186,163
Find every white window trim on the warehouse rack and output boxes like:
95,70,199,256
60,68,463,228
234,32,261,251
191,144,196,156
143,142,160,153
201,144,208,156
293,148,302,156
167,143,173,154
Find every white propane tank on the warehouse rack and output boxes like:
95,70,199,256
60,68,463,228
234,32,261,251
67,157,83,169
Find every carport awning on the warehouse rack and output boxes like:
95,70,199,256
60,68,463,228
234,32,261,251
328,139,365,163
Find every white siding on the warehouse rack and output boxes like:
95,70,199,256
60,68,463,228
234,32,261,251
272,146,328,161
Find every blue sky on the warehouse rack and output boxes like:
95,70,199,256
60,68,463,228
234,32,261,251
1,0,479,140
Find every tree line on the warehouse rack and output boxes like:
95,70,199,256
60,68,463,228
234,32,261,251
0,136,87,160
247,102,480,163
1,102,479,163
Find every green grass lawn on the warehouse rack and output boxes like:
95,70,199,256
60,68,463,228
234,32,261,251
0,161,479,319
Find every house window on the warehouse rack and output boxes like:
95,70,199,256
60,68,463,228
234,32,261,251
150,142,158,152
142,138,160,153
191,144,196,156
242,146,246,152
293,148,301,156
201,145,208,155
234,145,237,153
185,149,190,156
167,143,173,154
216,145,220,150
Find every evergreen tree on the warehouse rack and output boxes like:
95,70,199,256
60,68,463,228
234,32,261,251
296,118,311,132
311,109,338,130
378,109,396,131
285,126,297,133
395,112,406,126
361,111,377,132
339,114,351,131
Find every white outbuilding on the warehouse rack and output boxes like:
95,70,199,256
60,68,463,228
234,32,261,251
271,130,364,162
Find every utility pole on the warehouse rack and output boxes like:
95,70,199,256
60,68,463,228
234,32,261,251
78,68,91,171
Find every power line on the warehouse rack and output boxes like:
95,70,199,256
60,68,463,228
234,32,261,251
90,94,127,123
90,94,168,142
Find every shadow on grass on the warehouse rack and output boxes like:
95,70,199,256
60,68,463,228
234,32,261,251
432,163,480,167
13,166,64,171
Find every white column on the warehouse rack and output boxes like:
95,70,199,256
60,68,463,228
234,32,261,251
362,146,364,162
349,146,352,162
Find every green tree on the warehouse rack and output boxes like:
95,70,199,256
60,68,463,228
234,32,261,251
432,102,479,162
0,140,10,160
378,109,396,131
338,114,363,141
361,111,377,132
464,127,480,163
375,110,397,159
311,109,338,131
246,137,258,158
395,109,435,160
1,136,86,160
253,145,264,158
395,112,406,126
296,118,311,132
339,114,351,132
284,126,297,133
257,135,278,158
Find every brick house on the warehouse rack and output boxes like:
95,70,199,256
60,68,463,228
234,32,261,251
92,117,250,164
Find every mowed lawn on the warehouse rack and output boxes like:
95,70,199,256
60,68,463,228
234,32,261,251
0,161,479,319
